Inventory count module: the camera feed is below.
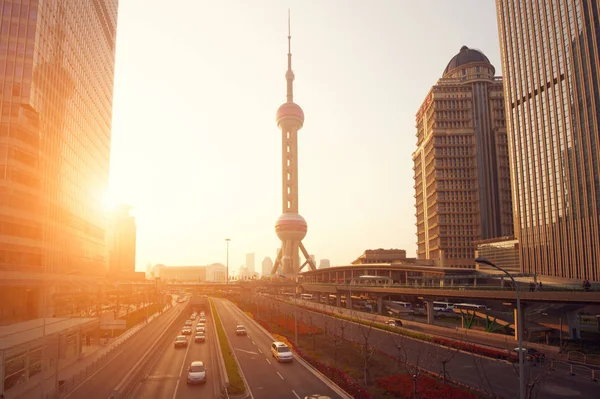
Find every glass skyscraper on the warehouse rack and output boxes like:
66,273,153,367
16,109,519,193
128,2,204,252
0,0,118,281
496,0,600,280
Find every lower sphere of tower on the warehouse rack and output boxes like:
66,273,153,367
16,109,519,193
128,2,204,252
275,213,307,241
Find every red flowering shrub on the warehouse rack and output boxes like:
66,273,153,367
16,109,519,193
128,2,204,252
377,374,480,399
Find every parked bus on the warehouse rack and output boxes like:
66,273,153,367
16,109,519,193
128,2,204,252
423,301,454,312
391,301,413,309
300,293,313,300
453,303,489,311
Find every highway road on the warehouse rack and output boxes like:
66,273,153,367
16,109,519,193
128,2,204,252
213,298,346,399
258,296,599,399
132,302,223,399
62,301,189,399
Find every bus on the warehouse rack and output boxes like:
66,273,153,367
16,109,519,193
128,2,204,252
453,303,489,311
391,301,413,309
300,293,313,300
424,301,454,312
350,275,391,286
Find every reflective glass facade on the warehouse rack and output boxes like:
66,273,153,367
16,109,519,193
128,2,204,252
497,0,600,280
0,0,118,276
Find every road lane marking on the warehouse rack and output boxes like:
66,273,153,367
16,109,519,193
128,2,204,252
172,336,192,399
258,348,263,354
292,390,301,399
277,372,284,380
252,340,256,345
236,348,259,355
266,358,271,365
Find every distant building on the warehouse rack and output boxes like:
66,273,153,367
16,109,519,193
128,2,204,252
206,263,227,282
157,266,206,282
318,259,330,269
107,203,136,275
262,257,273,277
474,236,520,275
246,253,255,275
413,45,513,269
352,249,408,265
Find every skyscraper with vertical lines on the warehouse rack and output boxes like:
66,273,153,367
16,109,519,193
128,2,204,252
413,46,513,268
496,0,600,281
0,0,118,320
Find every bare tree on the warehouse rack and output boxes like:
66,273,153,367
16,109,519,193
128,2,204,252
393,335,437,399
356,315,381,386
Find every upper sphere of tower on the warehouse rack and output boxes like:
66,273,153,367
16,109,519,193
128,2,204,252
443,45,494,76
276,102,304,128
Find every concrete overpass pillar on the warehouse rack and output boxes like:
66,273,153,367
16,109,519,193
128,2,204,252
566,310,581,339
346,292,352,309
336,293,341,307
426,301,434,324
377,296,383,314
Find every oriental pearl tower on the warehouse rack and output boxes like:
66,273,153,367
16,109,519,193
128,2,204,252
271,16,317,276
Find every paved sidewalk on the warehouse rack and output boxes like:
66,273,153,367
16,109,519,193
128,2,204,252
6,303,176,399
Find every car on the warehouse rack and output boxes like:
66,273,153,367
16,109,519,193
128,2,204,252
196,326,205,334
184,320,193,326
174,335,188,348
512,347,546,362
271,341,293,362
199,316,206,323
190,315,196,320
194,332,206,343
182,327,192,335
200,311,206,317
235,325,247,335
304,396,332,399
385,319,403,327
186,360,207,384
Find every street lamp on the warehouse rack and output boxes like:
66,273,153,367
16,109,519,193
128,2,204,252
475,257,524,399
225,238,231,285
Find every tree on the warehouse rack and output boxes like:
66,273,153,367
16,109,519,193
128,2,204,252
393,335,437,399
356,315,380,386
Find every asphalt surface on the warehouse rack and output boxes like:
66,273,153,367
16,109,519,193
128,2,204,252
261,296,600,399
63,302,189,399
132,303,223,399
213,297,345,399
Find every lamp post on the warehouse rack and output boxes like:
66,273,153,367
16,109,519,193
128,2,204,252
225,238,231,285
475,257,524,399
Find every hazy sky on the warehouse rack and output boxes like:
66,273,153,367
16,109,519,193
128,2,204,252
108,0,502,274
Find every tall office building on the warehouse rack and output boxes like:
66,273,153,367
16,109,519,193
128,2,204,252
245,252,255,275
496,1,600,281
107,203,136,275
262,256,273,277
318,259,330,269
0,1,118,278
413,46,513,268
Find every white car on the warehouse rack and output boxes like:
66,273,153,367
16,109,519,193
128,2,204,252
271,341,293,362
186,360,206,384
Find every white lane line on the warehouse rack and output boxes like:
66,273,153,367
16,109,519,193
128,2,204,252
252,340,256,345
258,348,263,354
292,390,301,399
266,358,272,365
172,338,192,399
276,371,284,380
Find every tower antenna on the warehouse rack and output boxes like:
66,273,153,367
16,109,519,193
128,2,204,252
286,9,294,103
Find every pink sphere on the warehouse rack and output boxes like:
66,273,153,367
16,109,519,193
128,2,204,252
275,213,307,241
276,102,304,127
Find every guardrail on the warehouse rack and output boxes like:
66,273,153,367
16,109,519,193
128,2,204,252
567,351,600,366
303,281,597,292
14,304,174,399
551,360,598,382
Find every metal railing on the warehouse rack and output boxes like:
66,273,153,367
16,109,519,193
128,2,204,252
17,304,175,399
567,351,600,366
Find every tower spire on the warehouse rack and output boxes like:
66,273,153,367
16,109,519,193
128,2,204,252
286,9,294,103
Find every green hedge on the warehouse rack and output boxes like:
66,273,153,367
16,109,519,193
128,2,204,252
210,299,245,395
